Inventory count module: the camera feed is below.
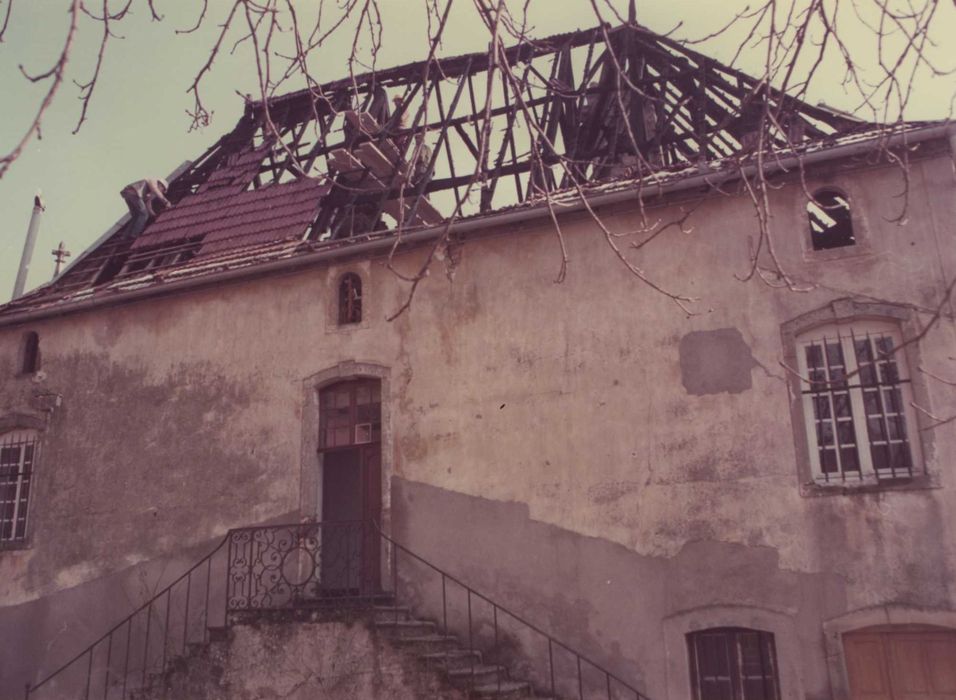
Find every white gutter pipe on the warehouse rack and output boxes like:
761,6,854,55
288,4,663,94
0,123,952,328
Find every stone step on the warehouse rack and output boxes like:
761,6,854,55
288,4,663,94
374,618,438,638
446,663,509,687
373,605,411,622
420,648,484,670
389,633,461,654
469,679,534,698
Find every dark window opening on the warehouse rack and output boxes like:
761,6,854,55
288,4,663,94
808,188,855,250
338,273,363,325
21,332,40,375
688,627,781,700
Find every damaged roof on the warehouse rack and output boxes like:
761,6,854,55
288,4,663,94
0,20,938,321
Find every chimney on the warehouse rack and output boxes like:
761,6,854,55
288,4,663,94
12,192,45,300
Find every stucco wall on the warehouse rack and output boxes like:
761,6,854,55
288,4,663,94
144,620,467,700
1,148,955,698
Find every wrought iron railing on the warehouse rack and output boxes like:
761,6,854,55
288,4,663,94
26,520,648,700
225,519,382,611
24,534,232,700
376,526,649,700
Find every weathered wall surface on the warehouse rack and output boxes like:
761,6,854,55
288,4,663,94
147,620,466,700
1,148,955,698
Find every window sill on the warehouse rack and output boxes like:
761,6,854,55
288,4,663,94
0,539,31,552
800,472,940,497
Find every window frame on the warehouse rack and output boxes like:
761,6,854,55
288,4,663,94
337,272,363,325
318,379,382,451
20,331,40,375
798,180,872,262
326,267,371,333
0,424,41,550
796,320,921,484
687,627,781,700
807,187,855,251
781,300,937,496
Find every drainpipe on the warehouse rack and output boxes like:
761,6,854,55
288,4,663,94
12,192,45,300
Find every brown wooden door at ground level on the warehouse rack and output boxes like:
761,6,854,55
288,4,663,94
845,628,956,700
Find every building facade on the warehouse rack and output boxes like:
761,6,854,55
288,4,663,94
1,22,955,700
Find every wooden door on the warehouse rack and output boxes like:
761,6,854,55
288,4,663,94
846,628,956,700
318,379,382,594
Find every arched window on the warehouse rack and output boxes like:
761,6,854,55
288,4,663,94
808,188,854,250
338,273,363,325
687,627,780,700
21,332,40,374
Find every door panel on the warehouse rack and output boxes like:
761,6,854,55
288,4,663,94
320,450,363,590
846,629,956,700
925,639,956,693
846,635,893,700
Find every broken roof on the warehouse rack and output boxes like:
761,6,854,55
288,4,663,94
0,20,936,322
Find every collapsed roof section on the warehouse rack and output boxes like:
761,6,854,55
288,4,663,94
5,20,881,314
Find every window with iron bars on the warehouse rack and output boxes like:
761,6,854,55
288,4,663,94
687,627,781,700
796,321,919,484
0,429,38,545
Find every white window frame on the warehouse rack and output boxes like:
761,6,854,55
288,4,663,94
0,428,39,545
795,320,921,485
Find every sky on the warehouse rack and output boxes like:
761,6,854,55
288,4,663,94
2,0,954,302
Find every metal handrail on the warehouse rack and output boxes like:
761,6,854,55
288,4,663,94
372,522,649,700
25,520,649,700
25,534,230,699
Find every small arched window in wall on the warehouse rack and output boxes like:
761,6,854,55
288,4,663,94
338,273,363,325
687,627,781,700
21,332,40,374
808,188,855,250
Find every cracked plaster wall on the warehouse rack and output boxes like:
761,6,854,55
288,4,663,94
0,153,955,698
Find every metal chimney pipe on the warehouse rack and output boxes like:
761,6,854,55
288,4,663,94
12,192,45,300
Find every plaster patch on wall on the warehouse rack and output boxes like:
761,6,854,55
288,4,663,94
678,327,757,395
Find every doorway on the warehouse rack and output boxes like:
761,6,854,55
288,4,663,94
845,627,956,700
318,379,382,594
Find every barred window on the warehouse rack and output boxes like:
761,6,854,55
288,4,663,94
796,321,918,483
0,429,38,544
688,627,780,700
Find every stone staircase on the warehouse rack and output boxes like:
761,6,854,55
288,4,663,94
372,604,557,699
27,525,641,700
131,601,558,699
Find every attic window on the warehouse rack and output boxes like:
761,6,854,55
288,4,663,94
808,188,855,250
338,273,362,325
21,332,40,375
